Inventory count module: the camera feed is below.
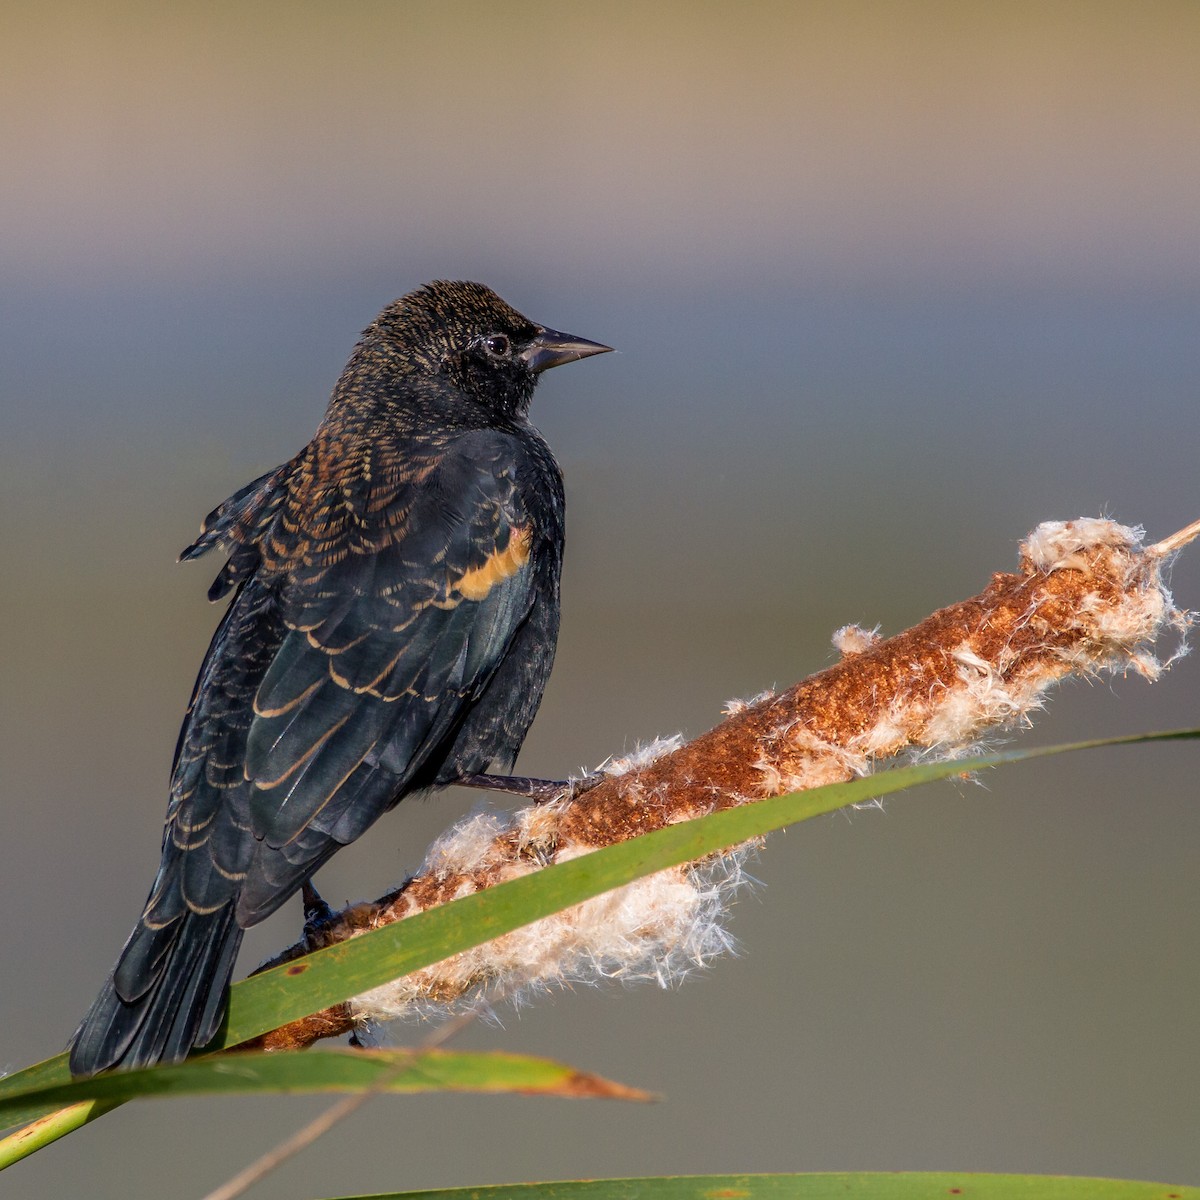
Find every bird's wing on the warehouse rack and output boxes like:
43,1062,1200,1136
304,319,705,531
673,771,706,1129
193,428,540,917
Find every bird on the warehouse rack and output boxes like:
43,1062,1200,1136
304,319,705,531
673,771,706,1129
67,280,612,1077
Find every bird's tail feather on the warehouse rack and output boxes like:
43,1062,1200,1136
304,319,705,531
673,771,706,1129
68,906,243,1077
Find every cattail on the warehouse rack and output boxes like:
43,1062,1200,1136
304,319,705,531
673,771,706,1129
249,517,1194,1052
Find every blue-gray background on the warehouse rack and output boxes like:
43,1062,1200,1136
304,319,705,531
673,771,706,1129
3,3,1198,1197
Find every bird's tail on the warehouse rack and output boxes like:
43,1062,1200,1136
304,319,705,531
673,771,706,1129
68,905,243,1077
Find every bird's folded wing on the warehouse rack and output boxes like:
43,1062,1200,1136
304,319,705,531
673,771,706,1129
241,430,539,852
165,430,541,925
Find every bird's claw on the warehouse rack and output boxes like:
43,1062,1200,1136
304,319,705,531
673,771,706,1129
301,880,336,938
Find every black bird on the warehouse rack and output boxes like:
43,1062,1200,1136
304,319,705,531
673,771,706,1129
68,281,611,1076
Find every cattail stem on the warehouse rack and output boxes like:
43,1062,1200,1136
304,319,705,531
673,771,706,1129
244,517,1194,1053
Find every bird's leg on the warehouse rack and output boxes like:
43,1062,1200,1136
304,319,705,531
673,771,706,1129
300,879,364,1048
301,879,337,939
454,772,602,805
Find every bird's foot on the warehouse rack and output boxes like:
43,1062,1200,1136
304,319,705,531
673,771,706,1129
455,771,602,805
301,880,337,940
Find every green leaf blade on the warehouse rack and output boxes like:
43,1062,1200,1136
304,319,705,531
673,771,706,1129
320,1173,1200,1200
0,1049,647,1135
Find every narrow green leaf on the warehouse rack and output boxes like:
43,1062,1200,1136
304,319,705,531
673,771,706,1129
0,1048,648,1135
321,1172,1200,1200
0,1100,120,1171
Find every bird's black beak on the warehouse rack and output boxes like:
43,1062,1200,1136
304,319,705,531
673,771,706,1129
521,327,614,374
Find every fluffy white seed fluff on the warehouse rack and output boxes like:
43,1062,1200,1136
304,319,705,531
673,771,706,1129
351,822,752,1026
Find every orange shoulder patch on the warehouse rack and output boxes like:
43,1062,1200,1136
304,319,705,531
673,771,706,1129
456,526,532,601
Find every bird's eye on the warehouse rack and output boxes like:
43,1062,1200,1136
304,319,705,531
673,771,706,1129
483,334,511,358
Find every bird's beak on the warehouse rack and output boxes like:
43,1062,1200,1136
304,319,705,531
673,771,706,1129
521,327,614,374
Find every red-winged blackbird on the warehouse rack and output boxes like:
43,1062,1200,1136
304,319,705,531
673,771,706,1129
68,281,611,1076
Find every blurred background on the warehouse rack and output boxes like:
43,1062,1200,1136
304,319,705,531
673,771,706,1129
3,2,1199,1196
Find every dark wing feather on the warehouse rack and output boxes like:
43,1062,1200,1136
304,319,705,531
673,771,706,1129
180,465,291,600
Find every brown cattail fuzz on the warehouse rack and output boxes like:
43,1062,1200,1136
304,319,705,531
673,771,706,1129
246,517,1192,1053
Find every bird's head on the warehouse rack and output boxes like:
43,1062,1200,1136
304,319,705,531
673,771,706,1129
368,280,612,419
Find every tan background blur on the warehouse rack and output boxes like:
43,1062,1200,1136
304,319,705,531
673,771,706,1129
3,3,1199,1197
